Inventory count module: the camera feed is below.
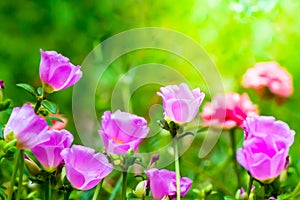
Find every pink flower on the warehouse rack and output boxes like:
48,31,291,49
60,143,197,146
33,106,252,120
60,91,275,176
60,145,113,190
157,83,205,123
242,62,293,98
31,129,73,172
39,49,82,92
200,92,258,129
49,114,68,130
98,110,149,155
237,116,295,182
4,104,48,149
145,168,192,200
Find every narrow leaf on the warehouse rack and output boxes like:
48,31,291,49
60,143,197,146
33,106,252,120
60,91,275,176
16,83,37,97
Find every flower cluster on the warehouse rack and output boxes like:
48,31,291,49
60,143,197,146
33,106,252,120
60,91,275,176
0,51,297,200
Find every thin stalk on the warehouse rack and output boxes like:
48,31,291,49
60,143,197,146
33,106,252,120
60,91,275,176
122,171,128,200
45,177,52,200
247,176,254,199
16,150,24,200
92,179,104,200
282,181,300,199
34,98,42,113
173,136,181,200
229,129,241,189
7,150,21,200
63,188,72,200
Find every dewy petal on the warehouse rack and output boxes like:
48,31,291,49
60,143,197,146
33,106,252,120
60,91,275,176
4,104,49,149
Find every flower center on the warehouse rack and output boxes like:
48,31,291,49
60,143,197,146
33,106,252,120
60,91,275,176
112,138,124,144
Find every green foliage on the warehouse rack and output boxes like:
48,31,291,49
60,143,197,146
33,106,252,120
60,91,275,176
1,0,300,199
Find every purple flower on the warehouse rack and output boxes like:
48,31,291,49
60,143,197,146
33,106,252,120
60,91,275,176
39,49,82,92
237,116,295,182
31,129,74,172
98,110,149,155
60,145,113,190
157,83,205,123
145,168,192,200
4,104,48,149
0,80,4,89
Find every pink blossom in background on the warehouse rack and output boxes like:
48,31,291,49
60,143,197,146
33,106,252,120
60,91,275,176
49,114,68,130
201,92,258,129
157,83,205,123
39,49,82,92
145,168,192,200
60,145,113,190
237,116,295,182
0,80,4,89
98,110,149,155
242,61,293,98
31,129,73,172
4,104,48,149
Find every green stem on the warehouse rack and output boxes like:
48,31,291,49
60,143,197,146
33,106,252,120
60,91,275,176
45,177,52,200
247,175,254,199
173,136,181,200
229,129,241,189
16,150,24,200
63,188,72,200
92,179,104,200
122,171,128,200
7,150,21,200
34,98,43,114
282,181,300,199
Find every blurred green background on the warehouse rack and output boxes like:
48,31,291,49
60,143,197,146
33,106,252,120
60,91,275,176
1,0,300,199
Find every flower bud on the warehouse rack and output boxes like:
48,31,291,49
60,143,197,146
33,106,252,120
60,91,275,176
135,180,148,198
24,154,41,176
161,195,170,200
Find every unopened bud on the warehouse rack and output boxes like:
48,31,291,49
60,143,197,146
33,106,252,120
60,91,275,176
24,154,41,175
134,180,148,198
161,195,170,200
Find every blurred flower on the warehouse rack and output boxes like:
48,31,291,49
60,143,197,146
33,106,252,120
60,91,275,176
157,83,205,123
237,116,295,182
201,92,258,129
49,114,68,130
60,145,113,190
98,110,149,155
4,104,49,149
145,168,192,200
31,129,73,172
0,80,4,89
0,80,4,102
39,49,82,93
242,61,293,98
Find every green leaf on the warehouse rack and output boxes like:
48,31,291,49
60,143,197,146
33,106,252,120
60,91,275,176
0,99,11,112
41,100,57,114
16,83,37,97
